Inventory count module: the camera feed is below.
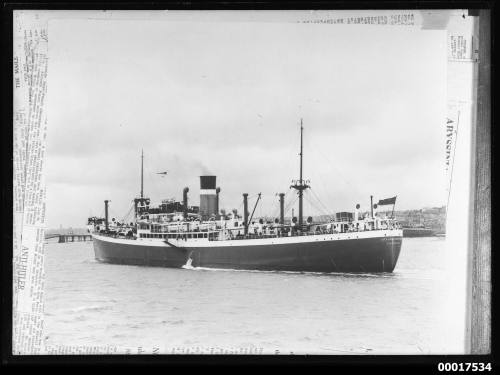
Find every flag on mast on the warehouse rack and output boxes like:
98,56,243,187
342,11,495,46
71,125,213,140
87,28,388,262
377,196,397,206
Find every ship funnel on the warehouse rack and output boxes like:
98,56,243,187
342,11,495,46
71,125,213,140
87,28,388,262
104,200,110,231
183,187,189,219
216,187,221,217
279,193,285,225
200,176,217,220
370,195,374,219
243,193,249,235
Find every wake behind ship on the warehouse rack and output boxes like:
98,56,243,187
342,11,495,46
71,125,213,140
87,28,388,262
89,122,403,273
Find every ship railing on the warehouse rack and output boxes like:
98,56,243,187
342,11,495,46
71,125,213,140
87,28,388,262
132,220,402,241
97,229,137,239
207,224,402,241
115,222,402,241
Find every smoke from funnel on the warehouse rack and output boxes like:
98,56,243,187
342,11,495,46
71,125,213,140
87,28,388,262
195,161,213,176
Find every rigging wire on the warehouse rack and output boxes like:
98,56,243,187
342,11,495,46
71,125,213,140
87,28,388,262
307,192,335,221
284,194,299,216
304,192,326,215
235,202,243,217
303,192,327,216
309,188,335,219
103,201,135,226
269,191,291,218
302,136,338,208
121,203,135,224
303,194,325,217
304,135,364,204
283,196,295,214
287,196,299,217
262,123,302,210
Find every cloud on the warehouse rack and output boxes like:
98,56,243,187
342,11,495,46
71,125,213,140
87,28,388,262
44,19,447,227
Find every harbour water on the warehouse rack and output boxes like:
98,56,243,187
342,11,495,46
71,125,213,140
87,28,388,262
42,237,453,354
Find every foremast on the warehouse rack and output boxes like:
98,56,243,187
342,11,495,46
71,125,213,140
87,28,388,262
291,119,310,229
134,149,150,220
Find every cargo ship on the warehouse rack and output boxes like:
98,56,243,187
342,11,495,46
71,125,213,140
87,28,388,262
402,226,436,238
399,212,437,237
89,122,403,273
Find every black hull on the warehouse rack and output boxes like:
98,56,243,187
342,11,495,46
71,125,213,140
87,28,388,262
93,234,402,273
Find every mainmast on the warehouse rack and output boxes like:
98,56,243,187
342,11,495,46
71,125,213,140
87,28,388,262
140,149,144,199
291,119,310,229
134,150,145,220
300,119,304,186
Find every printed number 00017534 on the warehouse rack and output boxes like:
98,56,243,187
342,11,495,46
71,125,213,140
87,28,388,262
438,363,492,372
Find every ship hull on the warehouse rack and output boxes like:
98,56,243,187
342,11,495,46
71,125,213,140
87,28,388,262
93,235,188,268
93,232,403,273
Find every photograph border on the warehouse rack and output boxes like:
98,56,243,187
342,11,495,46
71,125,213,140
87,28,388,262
470,7,491,356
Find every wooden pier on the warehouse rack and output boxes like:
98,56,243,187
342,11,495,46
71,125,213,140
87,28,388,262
45,233,93,243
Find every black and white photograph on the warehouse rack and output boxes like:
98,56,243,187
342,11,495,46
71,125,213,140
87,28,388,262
9,8,491,360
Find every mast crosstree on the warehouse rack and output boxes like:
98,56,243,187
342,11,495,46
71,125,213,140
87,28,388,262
134,150,149,219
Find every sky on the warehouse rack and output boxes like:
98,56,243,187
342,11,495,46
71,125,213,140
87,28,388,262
45,15,447,228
